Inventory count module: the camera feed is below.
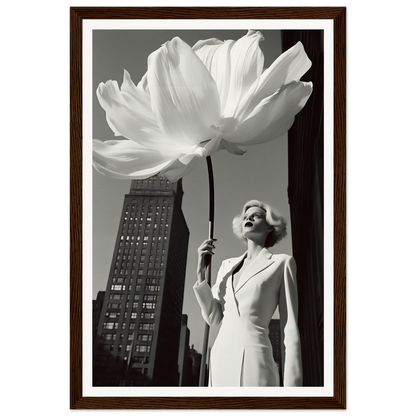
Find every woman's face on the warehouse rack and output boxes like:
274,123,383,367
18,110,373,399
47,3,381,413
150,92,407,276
242,206,270,241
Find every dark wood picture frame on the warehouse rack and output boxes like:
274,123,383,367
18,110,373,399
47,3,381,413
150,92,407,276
70,7,346,409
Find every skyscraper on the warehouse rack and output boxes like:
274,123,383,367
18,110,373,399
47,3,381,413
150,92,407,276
93,176,189,386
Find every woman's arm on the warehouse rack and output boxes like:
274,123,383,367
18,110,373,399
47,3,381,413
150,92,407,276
193,277,224,327
279,256,303,386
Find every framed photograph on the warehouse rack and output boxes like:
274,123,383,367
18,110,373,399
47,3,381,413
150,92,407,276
70,7,346,409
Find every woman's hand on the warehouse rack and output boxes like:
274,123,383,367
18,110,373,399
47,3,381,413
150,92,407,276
197,239,216,283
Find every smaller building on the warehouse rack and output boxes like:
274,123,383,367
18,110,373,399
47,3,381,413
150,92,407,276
268,319,283,386
187,345,207,386
177,315,191,386
93,291,105,340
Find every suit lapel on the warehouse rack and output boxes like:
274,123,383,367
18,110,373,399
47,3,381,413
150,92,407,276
220,253,247,316
234,248,275,294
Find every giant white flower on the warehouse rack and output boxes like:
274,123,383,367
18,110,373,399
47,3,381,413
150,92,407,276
93,30,313,181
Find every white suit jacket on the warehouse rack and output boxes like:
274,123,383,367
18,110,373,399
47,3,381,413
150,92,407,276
194,248,302,387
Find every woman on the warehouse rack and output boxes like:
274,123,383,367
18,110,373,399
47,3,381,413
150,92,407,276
193,200,302,387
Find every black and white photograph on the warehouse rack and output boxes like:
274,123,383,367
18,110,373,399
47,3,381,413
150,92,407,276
83,18,333,400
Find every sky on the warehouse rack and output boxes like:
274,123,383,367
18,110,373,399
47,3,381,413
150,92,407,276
92,29,295,351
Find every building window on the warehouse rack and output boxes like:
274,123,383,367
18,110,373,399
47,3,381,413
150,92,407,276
137,334,153,342
133,356,149,364
110,285,125,291
145,285,160,291
140,312,155,319
144,294,158,301
139,323,155,330
101,333,116,341
105,312,120,319
131,312,137,319
136,345,151,353
107,303,121,309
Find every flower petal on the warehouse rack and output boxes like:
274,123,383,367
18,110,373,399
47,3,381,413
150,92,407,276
120,70,154,121
240,42,312,121
160,158,199,182
225,81,313,145
93,139,175,179
178,130,224,165
193,38,234,115
222,30,265,120
219,140,246,155
260,41,312,87
147,37,221,145
96,78,164,148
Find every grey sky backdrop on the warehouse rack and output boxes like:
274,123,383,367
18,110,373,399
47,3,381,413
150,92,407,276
92,29,293,351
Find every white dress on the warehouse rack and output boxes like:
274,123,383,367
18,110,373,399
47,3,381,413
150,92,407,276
193,248,302,387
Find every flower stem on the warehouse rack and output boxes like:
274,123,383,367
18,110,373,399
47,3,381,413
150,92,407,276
199,156,215,386
206,155,215,242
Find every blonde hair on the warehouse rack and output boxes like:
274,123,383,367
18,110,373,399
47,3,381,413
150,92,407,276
232,200,287,248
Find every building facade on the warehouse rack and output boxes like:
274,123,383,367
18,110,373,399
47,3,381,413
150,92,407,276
93,176,189,386
283,30,324,386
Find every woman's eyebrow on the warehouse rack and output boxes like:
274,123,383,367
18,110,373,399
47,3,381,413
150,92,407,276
244,212,262,218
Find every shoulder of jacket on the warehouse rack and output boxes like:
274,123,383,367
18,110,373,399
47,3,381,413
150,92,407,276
271,253,296,265
271,253,292,260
